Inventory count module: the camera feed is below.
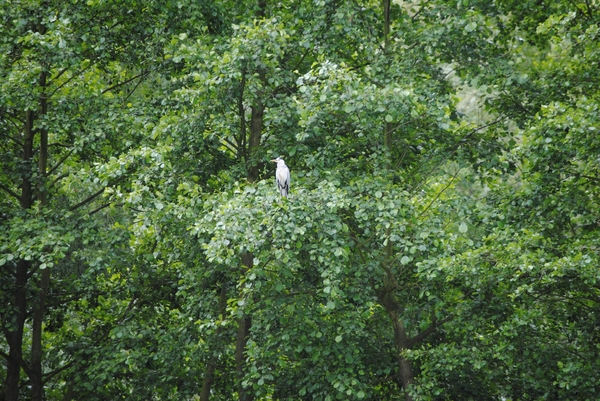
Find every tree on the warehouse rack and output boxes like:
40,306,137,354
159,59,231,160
0,0,215,399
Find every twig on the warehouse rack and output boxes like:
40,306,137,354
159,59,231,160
101,71,148,95
418,167,461,217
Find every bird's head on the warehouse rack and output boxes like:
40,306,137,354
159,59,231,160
270,157,284,163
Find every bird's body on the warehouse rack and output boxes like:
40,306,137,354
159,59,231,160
271,157,290,197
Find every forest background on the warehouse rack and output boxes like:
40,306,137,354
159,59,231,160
2,0,600,400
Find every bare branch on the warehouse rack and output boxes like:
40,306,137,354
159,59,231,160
47,63,95,98
48,66,70,85
222,137,240,154
121,71,149,103
407,314,453,348
43,360,76,384
0,182,20,201
47,149,73,176
101,71,148,95
49,173,69,189
419,167,461,217
89,202,118,216
68,186,106,212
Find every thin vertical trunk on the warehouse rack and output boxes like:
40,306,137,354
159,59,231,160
236,252,254,401
3,260,29,401
235,2,266,399
235,315,253,401
383,0,393,162
383,0,391,47
376,273,414,401
200,285,228,401
238,69,247,162
246,101,264,183
31,70,50,401
389,309,414,394
21,110,35,209
380,2,414,399
245,0,266,182
31,268,51,401
3,110,36,401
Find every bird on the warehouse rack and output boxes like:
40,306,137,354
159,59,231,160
270,157,290,197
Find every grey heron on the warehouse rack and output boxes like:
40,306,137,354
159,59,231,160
270,157,290,197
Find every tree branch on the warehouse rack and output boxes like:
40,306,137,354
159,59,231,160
407,314,453,348
122,71,149,103
68,186,106,212
101,71,148,95
49,173,69,189
43,359,76,384
419,167,461,217
47,63,94,98
47,149,73,176
89,202,120,216
0,182,20,201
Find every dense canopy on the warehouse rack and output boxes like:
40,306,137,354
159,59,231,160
1,0,600,400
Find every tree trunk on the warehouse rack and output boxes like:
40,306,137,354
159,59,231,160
376,275,414,401
383,0,391,47
3,110,35,401
200,285,228,401
234,2,266,398
389,309,414,397
236,252,254,401
30,268,51,401
31,70,49,401
235,315,253,401
246,101,264,183
3,260,29,401
379,2,414,399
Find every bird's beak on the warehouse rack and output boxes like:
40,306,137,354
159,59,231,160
270,159,277,163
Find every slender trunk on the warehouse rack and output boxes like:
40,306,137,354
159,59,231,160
31,70,49,401
3,110,35,401
235,252,254,401
383,0,393,163
235,315,253,401
3,260,29,401
200,285,228,401
376,274,414,401
235,2,265,399
383,0,390,47
21,110,35,209
247,101,264,183
30,268,51,401
389,309,414,395
379,2,413,399
238,69,247,162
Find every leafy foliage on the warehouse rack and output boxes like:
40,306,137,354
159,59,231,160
2,0,600,400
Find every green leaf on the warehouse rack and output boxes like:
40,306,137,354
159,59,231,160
464,21,477,32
